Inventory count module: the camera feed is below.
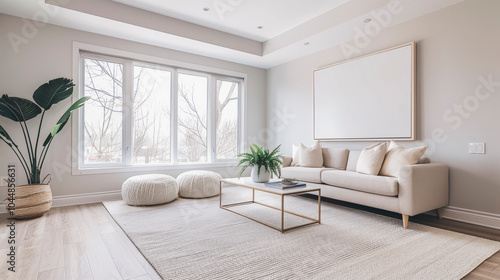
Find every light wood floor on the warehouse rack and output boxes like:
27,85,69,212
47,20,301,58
0,203,161,280
0,203,499,280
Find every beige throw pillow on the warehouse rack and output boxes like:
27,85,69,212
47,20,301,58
298,142,323,167
356,142,388,175
291,144,300,166
379,141,428,177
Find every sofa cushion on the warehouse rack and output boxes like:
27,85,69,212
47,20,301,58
321,169,399,196
322,148,349,170
380,141,428,177
281,167,331,184
356,142,388,175
298,142,323,167
291,144,300,166
417,157,431,164
346,150,361,171
281,156,292,167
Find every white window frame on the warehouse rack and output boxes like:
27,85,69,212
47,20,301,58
175,69,211,164
72,42,247,175
212,75,244,163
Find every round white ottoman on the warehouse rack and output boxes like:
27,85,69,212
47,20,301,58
122,174,178,206
177,170,222,198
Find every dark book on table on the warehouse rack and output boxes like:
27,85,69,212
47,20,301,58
264,181,306,189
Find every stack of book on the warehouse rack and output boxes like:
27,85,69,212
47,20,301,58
264,181,306,189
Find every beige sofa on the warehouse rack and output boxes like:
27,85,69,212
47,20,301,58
281,148,449,228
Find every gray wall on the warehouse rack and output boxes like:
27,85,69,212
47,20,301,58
0,14,266,197
266,0,500,215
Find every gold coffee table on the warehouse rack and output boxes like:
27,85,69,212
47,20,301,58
220,177,321,232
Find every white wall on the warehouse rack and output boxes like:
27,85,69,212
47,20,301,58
266,0,500,215
0,14,266,198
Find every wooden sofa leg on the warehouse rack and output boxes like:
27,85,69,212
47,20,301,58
436,208,442,220
402,214,409,229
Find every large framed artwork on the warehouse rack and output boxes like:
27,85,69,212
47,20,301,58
313,42,416,141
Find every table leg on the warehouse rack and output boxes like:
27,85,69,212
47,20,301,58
219,181,222,208
252,189,255,202
318,189,321,224
281,195,285,232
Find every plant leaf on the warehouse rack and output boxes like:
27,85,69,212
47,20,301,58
238,144,283,179
33,78,75,110
42,133,52,147
0,125,17,147
0,95,42,122
43,97,89,146
238,165,249,179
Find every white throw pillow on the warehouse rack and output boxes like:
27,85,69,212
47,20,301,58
298,142,324,168
356,142,388,175
291,144,300,166
379,141,428,177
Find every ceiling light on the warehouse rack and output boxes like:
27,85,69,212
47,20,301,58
304,42,310,46
203,7,210,11
257,26,263,29
364,18,372,23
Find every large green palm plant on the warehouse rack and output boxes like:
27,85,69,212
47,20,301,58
0,78,89,184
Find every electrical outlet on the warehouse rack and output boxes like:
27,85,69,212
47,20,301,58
469,143,486,154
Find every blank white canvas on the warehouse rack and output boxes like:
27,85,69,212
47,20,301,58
314,44,413,140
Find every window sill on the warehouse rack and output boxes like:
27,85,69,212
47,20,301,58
73,162,240,176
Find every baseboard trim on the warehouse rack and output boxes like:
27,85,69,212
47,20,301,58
51,190,123,208
439,206,500,230
0,190,122,214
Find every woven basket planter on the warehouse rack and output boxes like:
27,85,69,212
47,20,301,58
5,184,53,219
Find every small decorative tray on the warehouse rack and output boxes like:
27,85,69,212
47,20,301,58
281,178,299,185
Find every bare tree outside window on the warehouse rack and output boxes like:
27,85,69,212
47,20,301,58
81,54,241,167
216,80,239,159
133,66,171,164
176,76,240,162
83,58,123,164
177,74,208,163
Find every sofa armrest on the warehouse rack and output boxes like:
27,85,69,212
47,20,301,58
398,163,449,216
281,156,292,167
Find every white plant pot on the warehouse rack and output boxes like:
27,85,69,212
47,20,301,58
251,166,271,183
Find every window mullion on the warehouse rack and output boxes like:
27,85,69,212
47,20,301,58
238,81,244,155
123,62,133,165
171,69,179,164
79,55,86,169
207,76,216,162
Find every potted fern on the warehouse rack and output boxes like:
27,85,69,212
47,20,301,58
237,144,282,183
0,78,89,219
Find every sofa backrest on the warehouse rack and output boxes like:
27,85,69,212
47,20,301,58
322,148,349,170
345,150,431,172
346,150,362,171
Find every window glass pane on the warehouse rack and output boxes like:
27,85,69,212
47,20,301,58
216,80,239,159
133,66,171,164
177,73,208,163
83,58,123,164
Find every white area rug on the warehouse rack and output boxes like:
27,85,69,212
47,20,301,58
104,186,500,280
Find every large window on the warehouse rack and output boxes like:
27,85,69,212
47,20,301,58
79,53,243,169
83,58,123,164
177,73,208,163
216,79,240,160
